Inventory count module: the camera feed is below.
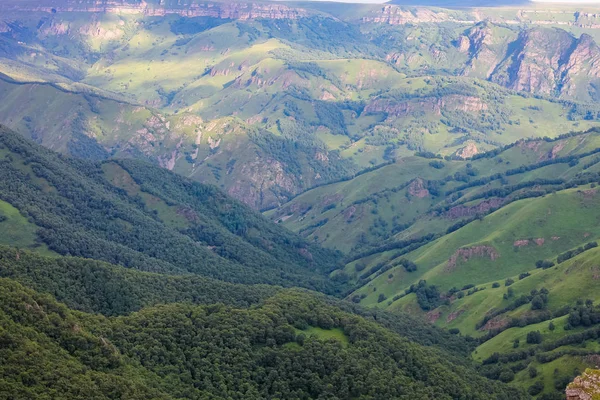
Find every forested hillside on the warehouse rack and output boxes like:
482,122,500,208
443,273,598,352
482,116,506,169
0,127,531,399
0,125,344,293
0,275,525,399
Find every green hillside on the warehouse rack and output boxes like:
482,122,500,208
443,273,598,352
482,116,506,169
266,127,600,397
272,128,600,253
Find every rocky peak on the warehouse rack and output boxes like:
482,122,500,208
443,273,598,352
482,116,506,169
459,23,500,78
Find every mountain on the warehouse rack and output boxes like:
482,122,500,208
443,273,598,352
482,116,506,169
1,1,600,209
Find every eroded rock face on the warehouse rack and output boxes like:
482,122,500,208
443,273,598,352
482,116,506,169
454,142,479,159
444,198,504,219
228,157,297,209
0,0,307,20
567,369,600,400
364,95,487,117
408,178,429,198
446,246,499,272
490,28,600,101
460,23,505,79
363,5,454,25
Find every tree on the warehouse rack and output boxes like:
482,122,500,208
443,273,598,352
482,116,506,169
526,330,543,344
531,295,546,310
528,381,544,396
549,321,555,331
499,370,515,383
529,366,538,378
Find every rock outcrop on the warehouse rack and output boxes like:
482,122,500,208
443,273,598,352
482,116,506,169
364,95,487,117
365,5,600,29
567,369,600,400
362,5,458,25
0,0,307,20
446,246,499,272
489,28,600,101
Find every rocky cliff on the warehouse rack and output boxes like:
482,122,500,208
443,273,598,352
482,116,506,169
0,0,307,20
489,28,600,101
363,5,600,29
567,369,600,400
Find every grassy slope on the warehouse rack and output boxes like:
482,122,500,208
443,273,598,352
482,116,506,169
266,129,600,397
352,185,600,308
273,129,600,253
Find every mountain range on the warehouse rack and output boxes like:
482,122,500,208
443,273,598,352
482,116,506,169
1,0,600,210
3,0,600,398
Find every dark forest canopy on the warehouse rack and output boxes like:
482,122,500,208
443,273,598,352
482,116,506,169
0,125,344,293
0,277,526,399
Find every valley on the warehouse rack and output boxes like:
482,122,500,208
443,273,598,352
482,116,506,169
2,0,600,398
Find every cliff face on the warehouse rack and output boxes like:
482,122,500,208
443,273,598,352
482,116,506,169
567,369,600,400
364,5,600,29
458,23,506,79
362,5,458,25
0,0,307,20
489,28,600,101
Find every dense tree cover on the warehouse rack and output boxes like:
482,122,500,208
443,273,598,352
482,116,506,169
0,246,278,316
0,127,344,293
0,244,477,358
406,280,442,311
0,278,172,400
0,278,525,400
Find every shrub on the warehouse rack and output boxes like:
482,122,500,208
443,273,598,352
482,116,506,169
429,160,445,169
529,366,538,378
519,272,530,280
528,381,544,396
